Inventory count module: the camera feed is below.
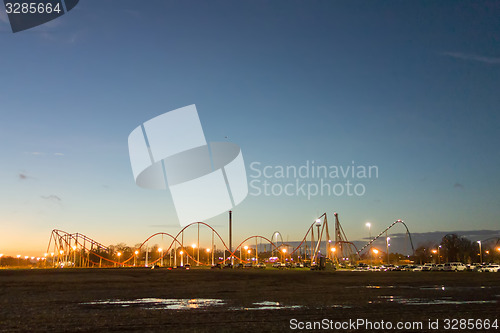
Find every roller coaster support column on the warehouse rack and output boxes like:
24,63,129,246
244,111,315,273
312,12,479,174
229,210,233,266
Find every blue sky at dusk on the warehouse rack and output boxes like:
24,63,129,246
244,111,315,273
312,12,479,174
1,1,499,255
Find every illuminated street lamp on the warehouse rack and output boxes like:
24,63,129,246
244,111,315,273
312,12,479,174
0,253,3,266
244,245,248,261
134,250,139,267
17,254,21,266
372,248,379,264
117,252,122,267
158,248,163,266
366,222,372,265
72,245,77,267
386,237,390,265
281,248,287,262
206,248,211,265
477,241,482,263
180,250,184,266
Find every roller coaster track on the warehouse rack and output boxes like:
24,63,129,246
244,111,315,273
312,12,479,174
46,213,414,267
356,219,415,255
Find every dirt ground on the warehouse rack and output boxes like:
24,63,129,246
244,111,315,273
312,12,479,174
0,268,498,332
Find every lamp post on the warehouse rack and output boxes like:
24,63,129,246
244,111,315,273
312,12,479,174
477,241,482,263
386,237,390,265
117,252,122,267
366,222,372,265
72,245,77,267
180,250,184,266
134,250,139,267
158,248,163,267
243,246,248,261
372,248,379,265
206,248,211,265
0,253,3,267
282,248,287,262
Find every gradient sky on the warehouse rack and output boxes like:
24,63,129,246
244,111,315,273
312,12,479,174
1,1,499,256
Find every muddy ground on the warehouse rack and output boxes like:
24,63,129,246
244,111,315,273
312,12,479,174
0,268,498,332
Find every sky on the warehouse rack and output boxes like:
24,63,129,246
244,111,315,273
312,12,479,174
1,1,499,256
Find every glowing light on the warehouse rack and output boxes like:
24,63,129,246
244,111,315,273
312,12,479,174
191,244,197,249
180,251,184,255
206,248,211,253
243,245,248,250
158,248,162,252
134,250,139,255
72,245,77,251
372,249,379,254
282,248,287,253
365,222,371,228
117,252,122,257
17,255,21,258
331,247,336,252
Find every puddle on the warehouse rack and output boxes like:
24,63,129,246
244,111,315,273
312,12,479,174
82,298,224,310
229,301,303,311
346,285,411,289
419,285,493,291
374,296,497,306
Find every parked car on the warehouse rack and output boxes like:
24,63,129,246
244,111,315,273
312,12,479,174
222,263,233,269
211,263,222,269
244,263,253,268
256,262,266,269
481,264,500,272
443,262,466,271
412,265,423,272
421,263,435,271
272,262,282,268
431,264,444,271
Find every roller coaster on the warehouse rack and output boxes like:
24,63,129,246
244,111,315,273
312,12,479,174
45,213,415,268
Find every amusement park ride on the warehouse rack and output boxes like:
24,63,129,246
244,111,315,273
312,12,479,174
46,212,416,268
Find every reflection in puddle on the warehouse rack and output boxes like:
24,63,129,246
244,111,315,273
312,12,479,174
82,298,224,310
238,301,303,311
375,296,497,306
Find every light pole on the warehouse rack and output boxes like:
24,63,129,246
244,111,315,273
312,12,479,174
158,248,163,267
180,250,184,266
386,237,390,265
0,254,3,267
134,250,139,266
282,248,287,262
17,254,21,266
477,241,482,263
206,248,211,265
372,248,379,265
243,246,248,261
366,222,372,265
72,245,77,267
117,252,122,267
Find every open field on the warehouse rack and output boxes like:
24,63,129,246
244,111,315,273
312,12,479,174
0,268,498,332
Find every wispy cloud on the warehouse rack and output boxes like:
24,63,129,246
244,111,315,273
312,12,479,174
454,182,464,189
41,195,62,202
18,173,29,180
25,151,65,156
442,52,500,64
